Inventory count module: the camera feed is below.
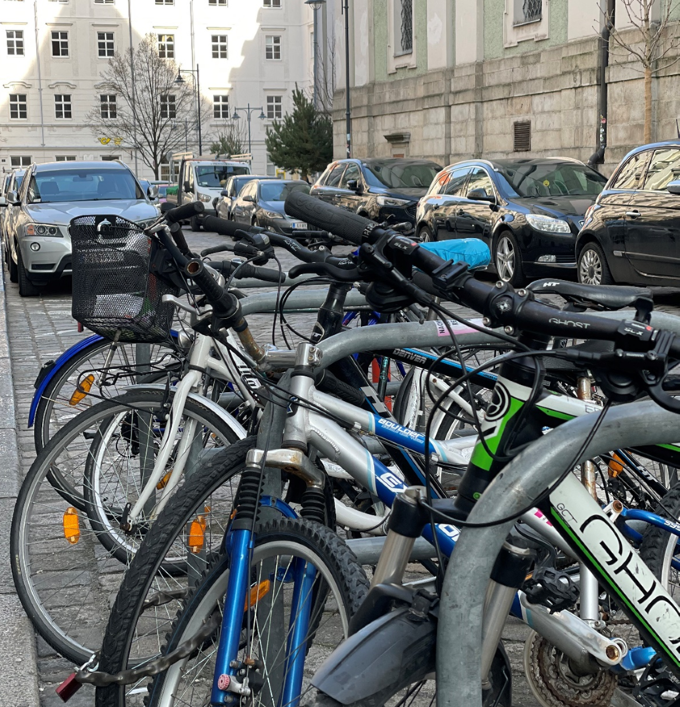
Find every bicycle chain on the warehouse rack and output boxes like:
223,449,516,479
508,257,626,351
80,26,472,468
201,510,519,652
76,610,221,687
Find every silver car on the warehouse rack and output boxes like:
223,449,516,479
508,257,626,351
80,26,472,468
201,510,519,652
3,161,158,297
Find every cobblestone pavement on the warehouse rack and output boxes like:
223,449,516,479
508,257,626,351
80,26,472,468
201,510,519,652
2,228,545,706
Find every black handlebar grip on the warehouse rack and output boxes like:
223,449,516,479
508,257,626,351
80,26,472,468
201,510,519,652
236,264,286,283
284,191,372,245
165,201,205,224
202,216,243,238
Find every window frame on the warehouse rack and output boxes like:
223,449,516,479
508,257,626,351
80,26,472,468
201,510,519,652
9,94,27,120
464,166,497,201
10,156,31,168
54,94,73,120
155,0,174,4
211,34,228,59
265,35,281,60
325,163,347,188
339,162,361,190
213,94,230,119
263,0,282,6
208,0,227,5
6,30,24,56
157,33,175,59
55,155,77,161
640,148,680,193
609,150,653,192
160,94,177,120
394,0,413,57
441,167,472,197
266,95,282,120
51,30,69,58
100,94,117,119
97,31,115,58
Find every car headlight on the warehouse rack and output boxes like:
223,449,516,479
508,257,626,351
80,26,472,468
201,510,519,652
262,210,281,219
25,223,62,237
525,214,571,234
376,196,411,207
198,193,213,203
136,218,157,229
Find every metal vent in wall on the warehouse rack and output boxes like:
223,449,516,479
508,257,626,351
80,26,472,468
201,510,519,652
513,121,531,152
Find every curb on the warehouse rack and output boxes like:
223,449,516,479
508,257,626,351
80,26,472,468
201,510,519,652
0,265,41,705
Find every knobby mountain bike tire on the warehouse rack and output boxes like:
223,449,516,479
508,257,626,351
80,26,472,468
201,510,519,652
11,389,241,664
141,519,369,707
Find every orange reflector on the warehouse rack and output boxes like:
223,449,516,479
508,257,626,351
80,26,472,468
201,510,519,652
245,580,271,611
63,507,80,544
188,515,206,554
608,454,625,478
156,470,173,490
69,375,94,406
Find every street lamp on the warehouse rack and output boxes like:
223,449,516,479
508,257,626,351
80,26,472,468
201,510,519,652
341,0,351,157
305,0,326,109
175,65,202,155
231,104,266,156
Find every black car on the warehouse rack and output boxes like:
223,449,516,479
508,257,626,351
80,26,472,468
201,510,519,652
310,158,442,227
231,179,311,235
576,140,680,287
415,158,606,285
214,174,275,220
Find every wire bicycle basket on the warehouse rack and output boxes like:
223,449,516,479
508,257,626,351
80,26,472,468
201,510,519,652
70,215,178,343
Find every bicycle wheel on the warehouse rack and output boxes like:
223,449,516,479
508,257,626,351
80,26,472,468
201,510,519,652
33,338,183,453
11,389,242,664
143,519,369,707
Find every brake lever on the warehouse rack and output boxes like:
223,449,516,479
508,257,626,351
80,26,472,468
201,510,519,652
288,262,359,281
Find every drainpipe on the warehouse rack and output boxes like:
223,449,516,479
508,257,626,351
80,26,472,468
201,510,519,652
33,0,45,150
587,0,615,171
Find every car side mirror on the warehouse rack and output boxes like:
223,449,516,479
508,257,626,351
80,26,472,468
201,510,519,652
467,188,495,203
243,195,255,203
7,190,19,205
147,185,159,200
220,190,229,197
183,181,192,193
346,179,361,193
667,179,680,195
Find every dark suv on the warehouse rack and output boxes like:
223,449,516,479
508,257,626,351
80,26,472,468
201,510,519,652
415,158,606,285
576,140,680,286
310,158,442,226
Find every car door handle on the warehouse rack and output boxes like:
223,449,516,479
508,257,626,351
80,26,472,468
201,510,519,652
626,210,641,218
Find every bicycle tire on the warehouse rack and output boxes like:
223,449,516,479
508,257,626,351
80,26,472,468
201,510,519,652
640,482,680,596
11,390,242,664
143,518,369,707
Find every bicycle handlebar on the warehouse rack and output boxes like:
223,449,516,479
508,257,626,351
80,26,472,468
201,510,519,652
163,201,205,225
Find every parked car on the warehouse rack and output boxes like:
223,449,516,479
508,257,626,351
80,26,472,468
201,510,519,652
576,140,680,287
0,173,11,242
153,183,171,204
231,179,311,234
415,158,607,285
2,161,158,297
2,168,27,263
310,158,442,226
215,174,275,220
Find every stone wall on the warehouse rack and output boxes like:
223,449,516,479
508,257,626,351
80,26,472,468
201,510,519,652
334,29,680,176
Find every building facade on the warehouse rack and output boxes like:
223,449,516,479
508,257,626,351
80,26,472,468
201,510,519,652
335,0,680,173
0,0,334,179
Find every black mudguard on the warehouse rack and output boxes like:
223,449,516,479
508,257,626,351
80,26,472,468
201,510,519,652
312,606,512,707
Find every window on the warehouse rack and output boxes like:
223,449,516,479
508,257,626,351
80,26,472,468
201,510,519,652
155,0,174,4
55,155,76,161
101,155,121,161
265,35,281,60
94,0,115,3
55,94,72,119
263,0,281,6
160,94,176,119
514,0,542,26
641,148,680,191
211,34,228,59
395,0,413,56
442,167,471,197
339,163,360,189
11,156,31,167
266,95,282,119
49,0,69,3
213,95,229,119
7,30,24,56
209,0,227,5
611,151,652,191
9,94,27,120
513,120,531,152
157,34,174,58
100,94,117,119
160,164,171,181
325,163,346,187
97,32,115,57
465,168,495,200
51,31,69,57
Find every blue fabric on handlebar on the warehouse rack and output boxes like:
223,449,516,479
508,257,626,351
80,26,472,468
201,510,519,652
419,239,490,270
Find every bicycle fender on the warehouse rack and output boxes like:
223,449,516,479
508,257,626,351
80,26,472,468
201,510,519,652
125,384,248,441
29,334,103,427
312,606,436,705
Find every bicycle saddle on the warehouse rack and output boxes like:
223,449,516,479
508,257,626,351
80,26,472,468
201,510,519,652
527,279,652,311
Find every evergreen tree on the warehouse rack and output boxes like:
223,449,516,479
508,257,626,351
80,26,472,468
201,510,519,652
265,87,332,181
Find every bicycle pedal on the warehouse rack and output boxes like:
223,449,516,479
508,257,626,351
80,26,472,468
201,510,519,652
522,566,579,613
56,673,82,702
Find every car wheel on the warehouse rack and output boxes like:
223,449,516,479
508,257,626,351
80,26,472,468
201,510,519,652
494,231,524,286
190,215,202,232
8,244,18,283
17,249,41,297
578,242,613,286
417,225,434,242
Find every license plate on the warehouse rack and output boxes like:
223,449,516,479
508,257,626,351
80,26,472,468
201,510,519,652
291,221,308,230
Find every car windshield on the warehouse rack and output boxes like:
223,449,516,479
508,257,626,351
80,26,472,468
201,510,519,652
158,186,168,197
496,163,607,197
27,168,142,203
364,162,440,189
196,165,249,188
259,182,310,202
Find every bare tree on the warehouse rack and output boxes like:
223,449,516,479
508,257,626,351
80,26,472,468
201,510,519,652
87,35,210,178
607,0,680,142
210,120,248,158
315,35,337,116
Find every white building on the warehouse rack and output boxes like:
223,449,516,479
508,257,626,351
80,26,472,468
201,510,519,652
0,0,335,179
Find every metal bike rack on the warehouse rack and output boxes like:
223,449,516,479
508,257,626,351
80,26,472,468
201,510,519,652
436,399,680,707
